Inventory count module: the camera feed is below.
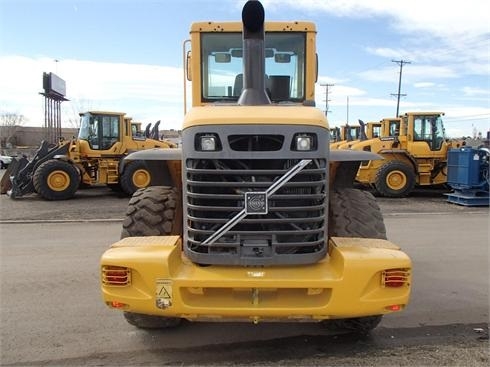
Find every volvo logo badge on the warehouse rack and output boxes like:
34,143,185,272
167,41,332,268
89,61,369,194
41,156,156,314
245,192,268,214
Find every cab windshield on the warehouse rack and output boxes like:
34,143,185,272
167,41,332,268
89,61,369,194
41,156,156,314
78,113,120,150
201,32,306,102
413,114,446,150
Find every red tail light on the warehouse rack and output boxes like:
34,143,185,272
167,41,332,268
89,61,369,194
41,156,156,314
110,301,128,309
382,268,410,288
102,265,131,286
386,304,403,312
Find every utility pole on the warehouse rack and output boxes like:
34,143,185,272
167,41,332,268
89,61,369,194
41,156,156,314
346,96,349,124
391,59,411,117
320,83,334,117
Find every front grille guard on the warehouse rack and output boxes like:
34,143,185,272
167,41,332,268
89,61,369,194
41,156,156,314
201,159,311,246
184,158,328,266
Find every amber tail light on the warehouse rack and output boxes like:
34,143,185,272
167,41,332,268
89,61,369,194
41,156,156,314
382,268,410,287
102,265,131,286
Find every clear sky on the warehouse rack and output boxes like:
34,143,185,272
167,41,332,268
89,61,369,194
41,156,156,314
1,0,489,137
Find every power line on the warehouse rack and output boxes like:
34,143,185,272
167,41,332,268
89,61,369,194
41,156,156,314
391,59,411,116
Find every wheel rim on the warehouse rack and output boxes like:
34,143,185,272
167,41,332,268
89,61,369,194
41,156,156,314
132,169,151,188
385,170,407,190
47,170,70,191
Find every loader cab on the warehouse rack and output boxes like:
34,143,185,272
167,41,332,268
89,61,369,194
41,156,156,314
367,122,382,139
329,127,341,142
78,112,123,150
382,118,402,137
185,21,318,110
130,121,146,140
405,112,447,155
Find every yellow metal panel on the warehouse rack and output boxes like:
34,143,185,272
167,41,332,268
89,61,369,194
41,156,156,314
111,236,182,248
101,236,411,322
190,21,316,33
183,105,328,129
331,236,400,250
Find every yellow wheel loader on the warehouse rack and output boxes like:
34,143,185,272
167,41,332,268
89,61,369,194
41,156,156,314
350,112,458,197
100,0,411,333
7,111,176,200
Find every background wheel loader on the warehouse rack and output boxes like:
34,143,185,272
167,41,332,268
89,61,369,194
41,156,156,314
4,111,176,200
100,0,411,334
346,112,461,197
329,123,362,149
336,120,382,149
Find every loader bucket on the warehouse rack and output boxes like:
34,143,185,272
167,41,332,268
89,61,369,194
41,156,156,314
0,157,27,194
7,140,70,199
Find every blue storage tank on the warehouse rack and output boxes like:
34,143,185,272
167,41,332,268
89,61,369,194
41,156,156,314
445,147,489,206
447,147,483,189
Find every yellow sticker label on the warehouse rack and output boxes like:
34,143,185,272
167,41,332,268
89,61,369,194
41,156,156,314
156,279,172,300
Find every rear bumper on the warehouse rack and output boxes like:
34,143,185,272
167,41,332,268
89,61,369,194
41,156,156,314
100,236,411,322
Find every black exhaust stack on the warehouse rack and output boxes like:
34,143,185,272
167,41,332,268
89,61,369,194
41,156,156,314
237,0,271,106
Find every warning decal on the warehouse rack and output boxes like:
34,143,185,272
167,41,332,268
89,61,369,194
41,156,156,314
156,279,172,301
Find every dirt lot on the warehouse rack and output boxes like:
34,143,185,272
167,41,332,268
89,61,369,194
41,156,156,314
1,172,489,366
0,182,485,222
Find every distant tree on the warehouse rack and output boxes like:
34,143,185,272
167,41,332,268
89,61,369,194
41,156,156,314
63,98,95,128
0,112,26,148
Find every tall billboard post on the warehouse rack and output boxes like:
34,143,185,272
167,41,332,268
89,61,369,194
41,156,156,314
40,72,68,145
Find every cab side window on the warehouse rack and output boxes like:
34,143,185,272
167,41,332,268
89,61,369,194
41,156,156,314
101,116,119,150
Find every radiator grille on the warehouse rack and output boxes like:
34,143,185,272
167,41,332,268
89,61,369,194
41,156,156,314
185,158,327,265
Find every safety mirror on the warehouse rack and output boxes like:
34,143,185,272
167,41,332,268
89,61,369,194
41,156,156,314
186,50,192,81
215,53,231,63
275,53,291,63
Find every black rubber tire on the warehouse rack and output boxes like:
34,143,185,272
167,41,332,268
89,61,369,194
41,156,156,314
329,188,387,239
374,160,415,198
326,188,386,333
123,312,181,329
324,315,383,334
120,186,183,329
107,183,123,193
33,159,80,200
121,186,182,239
119,160,153,196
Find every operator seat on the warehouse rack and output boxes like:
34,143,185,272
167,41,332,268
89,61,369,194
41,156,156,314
233,74,243,97
269,75,290,101
233,73,272,98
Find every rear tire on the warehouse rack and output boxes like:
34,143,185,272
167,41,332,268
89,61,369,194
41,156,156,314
123,312,182,329
324,315,383,334
33,159,80,200
120,161,152,196
374,161,415,197
121,186,182,238
329,188,386,239
327,188,386,333
120,186,183,329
